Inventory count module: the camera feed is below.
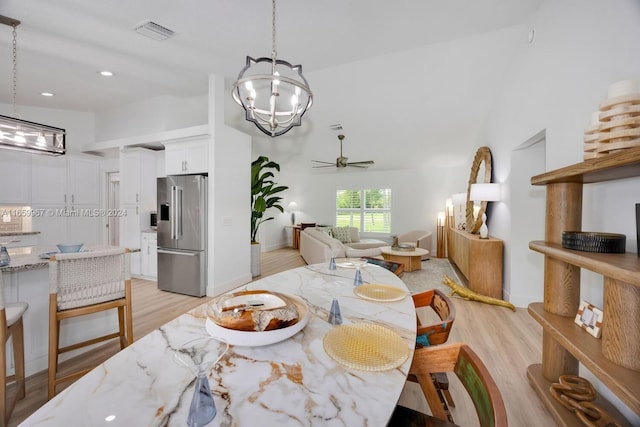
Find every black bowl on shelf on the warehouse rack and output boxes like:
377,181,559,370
561,231,626,253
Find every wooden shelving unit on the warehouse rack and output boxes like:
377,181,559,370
528,146,640,426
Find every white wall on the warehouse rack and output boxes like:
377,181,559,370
481,0,640,305
95,95,207,142
207,75,252,296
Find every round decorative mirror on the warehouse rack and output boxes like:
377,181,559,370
465,147,492,233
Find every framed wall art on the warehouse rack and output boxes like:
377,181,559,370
574,300,603,338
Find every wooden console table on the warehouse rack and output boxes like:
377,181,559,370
285,225,302,249
447,227,503,299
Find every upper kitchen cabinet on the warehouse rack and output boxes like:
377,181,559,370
0,151,31,204
68,155,101,207
163,137,209,175
31,155,67,205
31,154,101,207
120,148,157,208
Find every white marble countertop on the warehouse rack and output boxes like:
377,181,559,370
21,263,416,426
1,246,140,272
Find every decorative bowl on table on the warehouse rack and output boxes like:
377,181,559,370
391,243,415,251
205,290,309,347
56,243,84,253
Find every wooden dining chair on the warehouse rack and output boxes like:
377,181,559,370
411,288,457,410
389,342,508,427
48,247,133,400
0,273,27,427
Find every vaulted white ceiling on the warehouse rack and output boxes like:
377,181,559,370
0,0,542,113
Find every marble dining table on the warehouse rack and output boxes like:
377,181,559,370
21,261,417,426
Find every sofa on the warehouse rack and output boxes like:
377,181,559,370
299,226,388,265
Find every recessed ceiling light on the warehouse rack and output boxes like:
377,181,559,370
41,92,54,97
99,70,114,77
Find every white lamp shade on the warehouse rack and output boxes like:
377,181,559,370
287,201,298,210
470,183,501,202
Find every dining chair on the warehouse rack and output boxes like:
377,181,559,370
411,288,457,410
48,247,133,400
0,273,27,427
389,342,508,427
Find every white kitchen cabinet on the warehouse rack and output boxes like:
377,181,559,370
141,231,157,279
0,151,31,204
119,148,157,276
120,206,141,275
68,155,101,207
31,155,67,205
30,154,102,245
120,148,157,206
163,137,209,175
31,154,100,207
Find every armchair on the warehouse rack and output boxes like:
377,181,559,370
396,229,432,260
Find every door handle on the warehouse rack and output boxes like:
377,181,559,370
170,186,177,239
157,249,198,256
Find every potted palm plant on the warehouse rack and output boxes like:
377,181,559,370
251,156,288,276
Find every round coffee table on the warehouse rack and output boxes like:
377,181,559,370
380,246,429,272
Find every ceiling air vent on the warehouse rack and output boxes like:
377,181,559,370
133,20,175,41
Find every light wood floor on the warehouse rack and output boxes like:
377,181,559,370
8,249,554,426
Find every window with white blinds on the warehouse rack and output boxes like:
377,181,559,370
336,189,391,233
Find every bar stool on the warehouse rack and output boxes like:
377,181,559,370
48,248,133,400
0,273,27,427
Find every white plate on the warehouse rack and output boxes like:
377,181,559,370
205,294,309,347
335,261,368,269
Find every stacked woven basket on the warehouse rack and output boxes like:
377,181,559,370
584,79,640,160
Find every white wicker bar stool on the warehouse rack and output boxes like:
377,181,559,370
48,248,133,400
0,273,27,427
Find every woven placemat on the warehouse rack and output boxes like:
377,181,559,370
354,284,407,302
323,323,410,371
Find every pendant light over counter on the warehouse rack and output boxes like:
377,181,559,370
0,15,66,155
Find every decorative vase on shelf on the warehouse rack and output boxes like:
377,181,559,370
479,213,489,239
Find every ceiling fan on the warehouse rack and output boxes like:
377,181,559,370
312,134,375,168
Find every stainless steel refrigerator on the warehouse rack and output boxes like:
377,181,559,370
157,174,207,297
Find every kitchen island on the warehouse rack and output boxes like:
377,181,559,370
1,245,127,376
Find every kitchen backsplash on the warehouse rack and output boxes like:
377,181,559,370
0,205,31,232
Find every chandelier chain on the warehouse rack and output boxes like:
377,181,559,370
271,0,277,61
11,24,18,116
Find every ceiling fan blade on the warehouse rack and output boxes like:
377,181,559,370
312,164,336,168
346,164,369,168
311,160,335,165
347,160,375,165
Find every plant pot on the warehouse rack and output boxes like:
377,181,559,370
251,243,261,277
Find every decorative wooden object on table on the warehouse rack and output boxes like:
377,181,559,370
447,227,503,299
528,146,640,426
380,246,429,272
